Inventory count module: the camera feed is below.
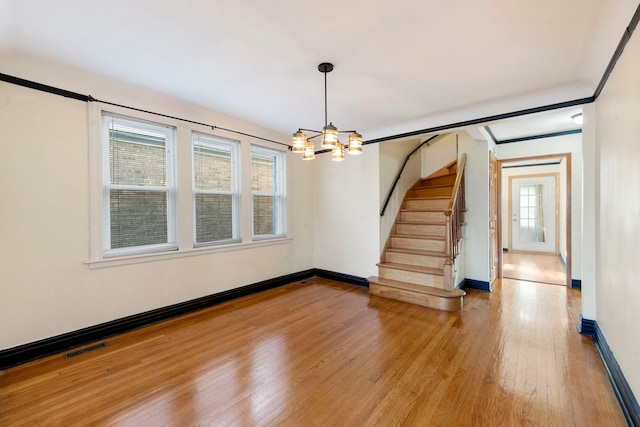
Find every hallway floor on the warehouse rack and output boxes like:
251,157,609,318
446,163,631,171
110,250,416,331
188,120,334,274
503,251,567,285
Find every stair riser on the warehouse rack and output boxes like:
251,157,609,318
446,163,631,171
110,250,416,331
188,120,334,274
391,237,445,252
400,211,445,222
418,175,456,187
385,252,445,269
370,283,463,312
396,223,445,237
408,187,453,198
378,267,444,288
404,198,449,210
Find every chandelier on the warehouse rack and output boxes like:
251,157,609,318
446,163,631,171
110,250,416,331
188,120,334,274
291,63,363,161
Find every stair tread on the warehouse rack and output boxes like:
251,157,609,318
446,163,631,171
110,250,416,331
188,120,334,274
369,276,465,297
377,262,444,275
391,233,445,240
401,208,447,213
405,196,450,200
412,184,454,189
385,248,447,257
396,220,446,226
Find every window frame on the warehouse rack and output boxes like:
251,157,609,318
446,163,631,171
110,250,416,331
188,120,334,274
88,103,291,268
101,113,178,258
192,132,241,247
251,145,286,240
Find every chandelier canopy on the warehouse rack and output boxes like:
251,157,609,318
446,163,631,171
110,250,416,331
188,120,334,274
291,63,363,161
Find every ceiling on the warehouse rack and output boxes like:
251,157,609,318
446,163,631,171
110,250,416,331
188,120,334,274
0,1,638,141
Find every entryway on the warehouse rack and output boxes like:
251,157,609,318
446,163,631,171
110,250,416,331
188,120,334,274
494,154,571,287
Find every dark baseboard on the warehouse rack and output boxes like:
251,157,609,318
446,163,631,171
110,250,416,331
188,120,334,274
593,322,640,427
572,279,582,290
502,248,509,252
314,269,369,288
1,268,331,370
459,278,492,292
577,315,596,336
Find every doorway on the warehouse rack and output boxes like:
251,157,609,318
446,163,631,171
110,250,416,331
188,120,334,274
510,174,558,253
496,154,571,287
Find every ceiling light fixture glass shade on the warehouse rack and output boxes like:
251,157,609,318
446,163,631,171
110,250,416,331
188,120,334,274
302,141,315,160
322,123,338,149
291,131,307,153
348,132,363,155
290,62,362,162
332,142,345,161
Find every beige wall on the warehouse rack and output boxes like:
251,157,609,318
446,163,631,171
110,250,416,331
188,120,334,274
313,143,380,278
594,23,640,398
0,56,315,350
379,138,422,254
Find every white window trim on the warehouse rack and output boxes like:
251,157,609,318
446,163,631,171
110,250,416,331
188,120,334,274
87,102,291,268
101,114,178,258
192,132,241,247
251,145,287,240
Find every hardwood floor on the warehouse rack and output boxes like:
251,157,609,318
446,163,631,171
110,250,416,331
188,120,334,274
0,278,626,426
503,251,567,285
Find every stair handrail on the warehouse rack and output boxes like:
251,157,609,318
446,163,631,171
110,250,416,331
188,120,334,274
444,152,467,268
380,134,440,217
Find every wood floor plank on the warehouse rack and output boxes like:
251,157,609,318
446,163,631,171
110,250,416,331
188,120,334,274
0,278,628,426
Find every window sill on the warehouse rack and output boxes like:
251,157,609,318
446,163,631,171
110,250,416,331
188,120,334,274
86,237,293,269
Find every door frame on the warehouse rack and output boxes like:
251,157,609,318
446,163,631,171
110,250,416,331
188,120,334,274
508,173,559,254
496,153,572,287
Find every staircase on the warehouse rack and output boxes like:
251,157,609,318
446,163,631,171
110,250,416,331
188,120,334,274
369,159,466,311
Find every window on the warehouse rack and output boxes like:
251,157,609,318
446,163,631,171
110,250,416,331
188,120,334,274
102,114,176,257
251,146,286,238
192,133,240,245
91,108,290,266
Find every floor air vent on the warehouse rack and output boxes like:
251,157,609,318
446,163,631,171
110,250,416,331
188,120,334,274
64,342,107,359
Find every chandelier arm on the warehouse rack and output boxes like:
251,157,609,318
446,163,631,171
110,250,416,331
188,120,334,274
297,128,323,134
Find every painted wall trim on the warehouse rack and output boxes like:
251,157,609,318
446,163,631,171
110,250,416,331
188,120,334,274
593,322,640,427
572,279,582,290
314,269,370,288
0,269,368,370
491,129,582,145
459,278,492,292
578,315,596,336
559,253,567,271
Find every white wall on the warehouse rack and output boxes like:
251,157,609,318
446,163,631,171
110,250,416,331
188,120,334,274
459,132,490,282
0,55,315,350
594,24,640,399
581,103,597,319
500,163,566,262
379,138,422,253
496,133,582,280
313,144,380,278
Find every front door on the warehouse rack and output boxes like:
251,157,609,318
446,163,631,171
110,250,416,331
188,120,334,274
511,175,557,253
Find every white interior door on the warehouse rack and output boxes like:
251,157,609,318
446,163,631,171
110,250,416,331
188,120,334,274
511,175,557,253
